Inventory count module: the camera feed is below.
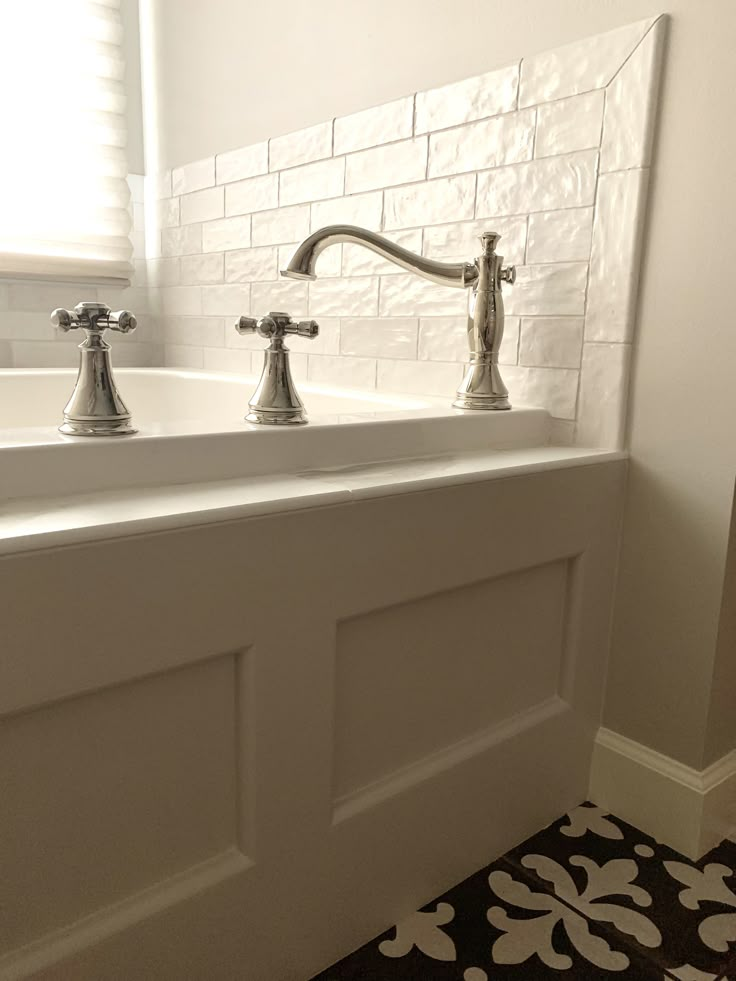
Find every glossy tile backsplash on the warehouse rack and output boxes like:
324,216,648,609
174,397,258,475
149,15,664,447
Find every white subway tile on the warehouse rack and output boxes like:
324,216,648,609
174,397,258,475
576,342,630,448
535,90,604,157
502,365,579,419
423,217,527,265
308,354,376,390
506,263,588,316
379,274,468,317
309,277,379,317
279,243,342,278
418,315,519,365
252,205,311,246
11,340,78,367
586,169,649,342
160,286,203,316
6,283,97,314
201,284,250,317
180,252,224,285
269,121,333,171
342,229,422,277
288,316,340,356
157,197,180,228
341,318,418,359
202,215,251,252
384,174,476,229
415,64,519,134
334,97,414,155
0,311,58,341
311,191,383,231
519,317,583,368
172,157,215,195
225,247,278,283
476,150,598,217
203,346,259,376
526,208,593,263
161,224,203,257
519,17,655,106
216,141,269,184
162,316,225,347
429,109,535,178
345,138,427,194
225,174,279,216
377,358,463,397
251,280,309,317
0,284,9,309
164,344,205,369
601,20,665,172
280,158,345,206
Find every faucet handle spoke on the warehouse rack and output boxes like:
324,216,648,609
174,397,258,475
108,310,137,333
499,266,516,285
289,319,319,339
236,316,259,334
50,308,80,332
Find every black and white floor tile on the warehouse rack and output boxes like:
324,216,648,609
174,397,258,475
311,803,736,981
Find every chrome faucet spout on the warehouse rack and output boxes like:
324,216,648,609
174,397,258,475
282,224,478,290
282,224,516,411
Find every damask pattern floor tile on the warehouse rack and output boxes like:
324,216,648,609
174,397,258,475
503,803,736,979
311,858,665,980
310,808,736,981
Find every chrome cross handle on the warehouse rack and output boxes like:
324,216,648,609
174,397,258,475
235,310,319,425
50,299,138,436
51,301,137,335
236,311,319,341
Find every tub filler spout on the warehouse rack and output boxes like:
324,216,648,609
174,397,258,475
282,225,516,410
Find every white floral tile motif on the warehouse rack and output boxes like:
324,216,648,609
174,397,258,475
310,805,736,981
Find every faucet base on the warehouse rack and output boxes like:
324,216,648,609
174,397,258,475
59,417,137,436
452,394,511,411
245,407,307,425
453,358,511,411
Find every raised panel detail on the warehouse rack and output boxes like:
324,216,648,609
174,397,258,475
0,653,245,955
333,561,570,800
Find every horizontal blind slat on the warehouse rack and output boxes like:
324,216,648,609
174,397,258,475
0,0,132,282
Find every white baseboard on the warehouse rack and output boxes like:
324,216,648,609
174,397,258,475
589,727,736,860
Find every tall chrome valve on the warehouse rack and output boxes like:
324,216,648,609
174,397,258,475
236,310,318,424
51,301,138,435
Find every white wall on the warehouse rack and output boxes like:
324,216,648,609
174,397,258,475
148,0,736,770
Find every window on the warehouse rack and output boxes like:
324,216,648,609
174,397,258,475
0,0,133,282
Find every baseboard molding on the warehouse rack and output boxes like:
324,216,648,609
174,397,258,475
589,727,736,860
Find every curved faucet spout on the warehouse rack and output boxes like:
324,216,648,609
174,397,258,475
281,224,479,290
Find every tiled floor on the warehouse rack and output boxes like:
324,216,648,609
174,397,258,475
312,803,736,980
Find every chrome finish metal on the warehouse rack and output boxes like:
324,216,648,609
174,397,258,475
50,301,138,435
237,311,318,425
282,224,515,410
283,224,478,289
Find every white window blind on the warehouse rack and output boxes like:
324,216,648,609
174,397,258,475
0,0,133,282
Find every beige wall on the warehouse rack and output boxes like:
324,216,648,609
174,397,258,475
147,0,736,769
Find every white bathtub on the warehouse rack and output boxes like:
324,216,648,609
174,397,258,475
0,365,628,981
0,367,553,500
